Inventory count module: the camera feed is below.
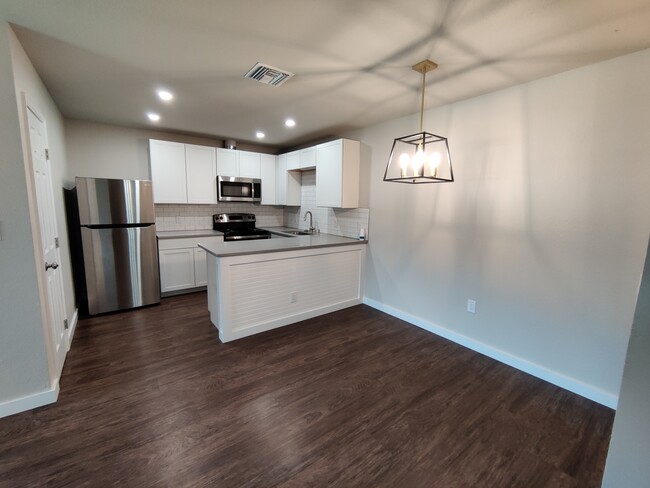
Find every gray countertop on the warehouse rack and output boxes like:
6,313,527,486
157,229,223,239
199,232,366,257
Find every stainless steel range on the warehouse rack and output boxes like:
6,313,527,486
212,213,271,241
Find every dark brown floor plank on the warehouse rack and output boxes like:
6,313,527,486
0,292,613,487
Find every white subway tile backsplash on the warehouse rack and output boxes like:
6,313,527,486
155,170,369,239
155,203,284,231
282,170,370,239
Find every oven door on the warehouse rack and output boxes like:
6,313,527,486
223,229,272,241
224,234,271,241
218,176,262,202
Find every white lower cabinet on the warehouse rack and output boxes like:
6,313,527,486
193,248,208,287
159,248,195,292
158,236,222,294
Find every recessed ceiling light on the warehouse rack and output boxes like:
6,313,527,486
147,112,160,122
255,131,265,139
157,90,174,101
285,118,296,128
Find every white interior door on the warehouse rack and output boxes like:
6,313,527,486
26,104,68,376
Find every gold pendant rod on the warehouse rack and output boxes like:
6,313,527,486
420,70,426,134
411,59,438,134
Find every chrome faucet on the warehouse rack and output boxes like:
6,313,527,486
304,211,315,233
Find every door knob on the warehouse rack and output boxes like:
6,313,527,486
45,262,59,271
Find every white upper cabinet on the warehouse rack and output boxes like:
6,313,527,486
239,151,262,178
316,139,360,208
260,153,277,205
217,148,263,179
150,139,217,204
216,148,239,177
299,147,316,169
185,144,217,204
150,140,188,204
286,150,300,170
277,153,301,206
277,154,287,205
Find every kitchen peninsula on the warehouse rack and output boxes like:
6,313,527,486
199,233,367,342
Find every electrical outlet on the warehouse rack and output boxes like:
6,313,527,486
290,291,298,303
467,299,476,314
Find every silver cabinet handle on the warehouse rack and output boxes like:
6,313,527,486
45,262,59,271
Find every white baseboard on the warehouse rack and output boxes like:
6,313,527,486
0,306,73,419
67,308,79,350
363,297,618,409
0,380,60,419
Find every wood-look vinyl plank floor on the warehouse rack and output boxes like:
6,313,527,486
0,292,614,487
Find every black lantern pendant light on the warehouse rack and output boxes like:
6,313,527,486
383,60,454,184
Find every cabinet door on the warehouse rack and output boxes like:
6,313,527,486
159,248,195,292
150,140,187,203
299,147,316,169
316,139,360,208
186,144,217,204
239,151,261,178
286,150,300,170
286,171,302,206
277,154,287,205
316,140,343,207
194,248,208,287
260,154,277,205
216,148,239,177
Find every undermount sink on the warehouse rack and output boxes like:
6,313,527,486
285,230,313,235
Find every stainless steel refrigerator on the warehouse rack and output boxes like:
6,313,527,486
75,177,160,315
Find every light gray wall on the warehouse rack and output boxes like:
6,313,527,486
65,119,276,182
602,238,650,487
346,48,650,404
0,20,50,402
9,26,76,342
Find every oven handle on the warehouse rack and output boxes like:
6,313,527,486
225,234,270,241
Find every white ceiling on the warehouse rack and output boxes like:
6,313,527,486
2,0,650,148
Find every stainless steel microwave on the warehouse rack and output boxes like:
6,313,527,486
217,176,261,202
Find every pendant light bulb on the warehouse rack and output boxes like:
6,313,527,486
399,153,410,177
412,145,425,177
429,151,441,177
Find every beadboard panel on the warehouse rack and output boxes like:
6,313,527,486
229,252,361,327
214,245,366,341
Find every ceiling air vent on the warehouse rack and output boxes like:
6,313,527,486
244,62,294,87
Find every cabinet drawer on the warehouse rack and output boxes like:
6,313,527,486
158,236,222,250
